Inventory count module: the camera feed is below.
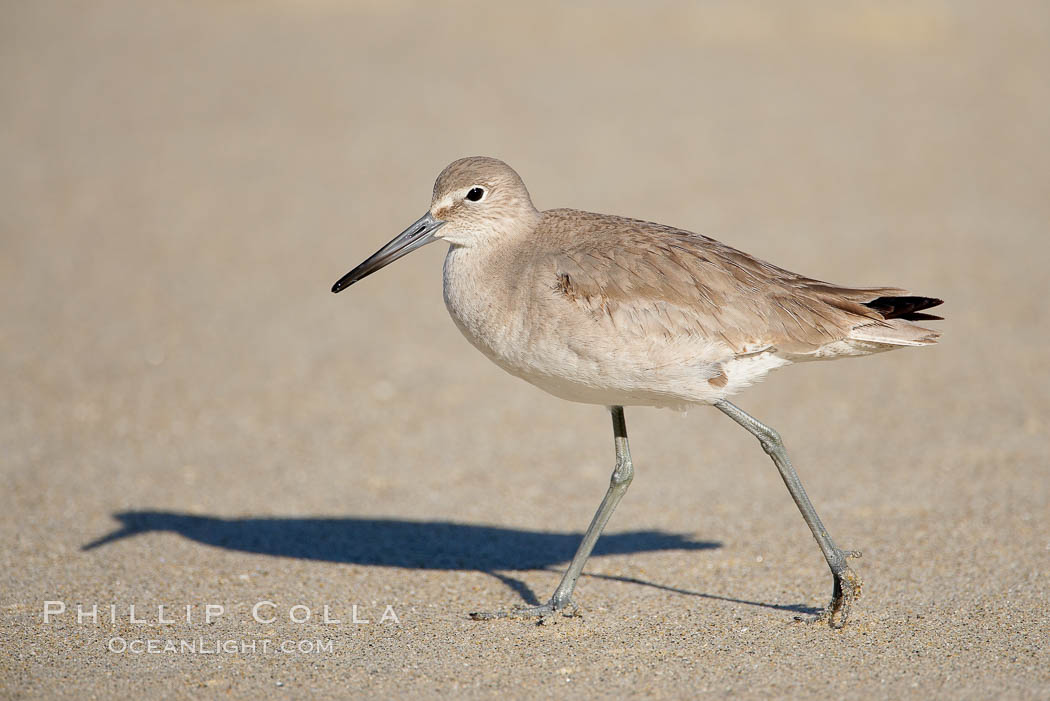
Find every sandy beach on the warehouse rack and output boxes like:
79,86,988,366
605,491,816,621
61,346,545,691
2,1,1048,698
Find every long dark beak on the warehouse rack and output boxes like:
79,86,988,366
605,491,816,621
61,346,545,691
331,212,445,293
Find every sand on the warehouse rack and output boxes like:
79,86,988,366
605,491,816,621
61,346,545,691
2,1,1048,698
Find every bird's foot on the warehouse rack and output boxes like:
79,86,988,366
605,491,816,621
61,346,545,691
469,598,579,623
816,549,863,629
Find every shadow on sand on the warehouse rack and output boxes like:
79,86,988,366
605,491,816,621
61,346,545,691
83,511,819,615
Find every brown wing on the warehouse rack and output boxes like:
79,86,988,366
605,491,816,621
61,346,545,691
545,210,912,356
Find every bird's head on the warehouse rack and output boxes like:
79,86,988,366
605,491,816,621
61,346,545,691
332,156,538,293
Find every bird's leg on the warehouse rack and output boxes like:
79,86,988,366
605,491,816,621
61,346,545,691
714,400,862,628
471,406,634,621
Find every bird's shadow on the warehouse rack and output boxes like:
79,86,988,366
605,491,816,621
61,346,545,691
83,511,819,616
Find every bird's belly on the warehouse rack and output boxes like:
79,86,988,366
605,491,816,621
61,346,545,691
445,291,735,408
500,333,737,408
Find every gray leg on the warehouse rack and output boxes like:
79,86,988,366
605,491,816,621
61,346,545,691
715,400,862,628
471,406,634,620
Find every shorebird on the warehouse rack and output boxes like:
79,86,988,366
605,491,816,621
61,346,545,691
331,156,942,628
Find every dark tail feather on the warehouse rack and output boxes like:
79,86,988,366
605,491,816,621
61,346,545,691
863,296,944,321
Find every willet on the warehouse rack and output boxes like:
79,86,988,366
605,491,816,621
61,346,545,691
331,156,942,628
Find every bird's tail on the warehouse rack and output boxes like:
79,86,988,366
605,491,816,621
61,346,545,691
849,295,943,347
861,295,944,322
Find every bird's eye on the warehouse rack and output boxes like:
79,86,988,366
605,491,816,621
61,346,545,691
465,187,485,202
